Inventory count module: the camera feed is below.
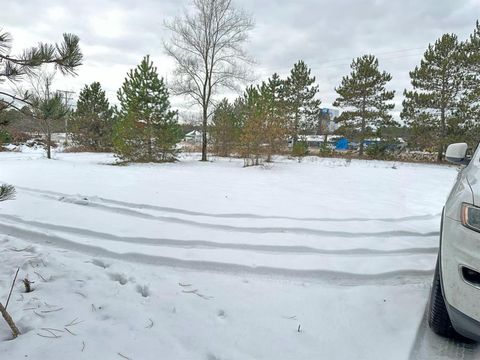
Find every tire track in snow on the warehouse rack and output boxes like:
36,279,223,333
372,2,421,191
16,190,440,238
409,306,479,359
0,222,434,285
0,214,438,256
15,185,441,223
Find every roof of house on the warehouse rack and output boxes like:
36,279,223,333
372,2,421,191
185,130,202,137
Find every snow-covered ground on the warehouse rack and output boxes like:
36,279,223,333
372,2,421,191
0,151,475,359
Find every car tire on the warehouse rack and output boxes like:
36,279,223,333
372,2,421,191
428,258,458,338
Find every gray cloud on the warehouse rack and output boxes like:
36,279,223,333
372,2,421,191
1,0,479,117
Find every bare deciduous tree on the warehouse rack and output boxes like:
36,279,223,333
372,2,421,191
164,0,254,161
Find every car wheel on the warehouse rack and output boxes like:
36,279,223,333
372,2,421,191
428,258,458,338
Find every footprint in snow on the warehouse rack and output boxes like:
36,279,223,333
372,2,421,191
217,309,226,320
108,273,128,285
90,259,110,269
136,285,150,297
206,354,222,360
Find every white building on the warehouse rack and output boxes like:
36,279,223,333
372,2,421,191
184,130,203,144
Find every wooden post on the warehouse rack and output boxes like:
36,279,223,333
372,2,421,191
0,301,20,338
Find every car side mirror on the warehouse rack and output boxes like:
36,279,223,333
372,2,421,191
446,143,470,165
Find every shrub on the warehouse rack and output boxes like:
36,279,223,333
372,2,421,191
292,141,309,157
0,129,11,144
365,142,389,159
318,143,333,157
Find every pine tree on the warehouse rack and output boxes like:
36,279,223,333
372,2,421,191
283,61,321,144
238,86,266,166
210,99,241,157
70,82,114,150
334,55,396,156
461,21,480,145
259,73,289,161
0,30,82,111
28,73,70,159
401,34,465,161
30,93,69,159
113,55,182,162
0,184,15,201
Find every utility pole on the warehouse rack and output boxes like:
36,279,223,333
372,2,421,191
56,89,75,146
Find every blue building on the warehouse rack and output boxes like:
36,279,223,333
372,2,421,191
335,138,349,150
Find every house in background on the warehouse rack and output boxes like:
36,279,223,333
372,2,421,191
184,130,203,144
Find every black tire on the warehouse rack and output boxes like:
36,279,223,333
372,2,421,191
428,258,458,338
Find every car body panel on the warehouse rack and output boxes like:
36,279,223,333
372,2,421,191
440,142,480,340
441,216,480,321
444,170,473,221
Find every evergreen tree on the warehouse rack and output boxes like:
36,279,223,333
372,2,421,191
0,29,81,205
283,61,321,144
0,108,14,144
259,73,289,161
0,29,82,111
461,21,480,145
113,55,182,162
27,73,70,159
236,74,289,165
210,99,241,157
238,86,266,166
334,55,396,156
30,93,70,159
0,184,15,201
70,82,114,150
401,34,465,161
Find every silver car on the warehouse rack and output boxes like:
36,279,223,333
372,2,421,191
429,142,480,341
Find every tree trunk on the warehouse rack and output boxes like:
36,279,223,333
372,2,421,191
47,128,51,159
359,116,366,157
147,123,153,162
201,105,208,161
438,107,446,162
317,118,323,136
0,302,20,338
437,146,443,162
359,138,364,156
359,97,366,157
293,112,299,145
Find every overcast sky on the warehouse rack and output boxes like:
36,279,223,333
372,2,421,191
1,0,480,119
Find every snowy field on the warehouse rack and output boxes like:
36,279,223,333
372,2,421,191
0,151,476,359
